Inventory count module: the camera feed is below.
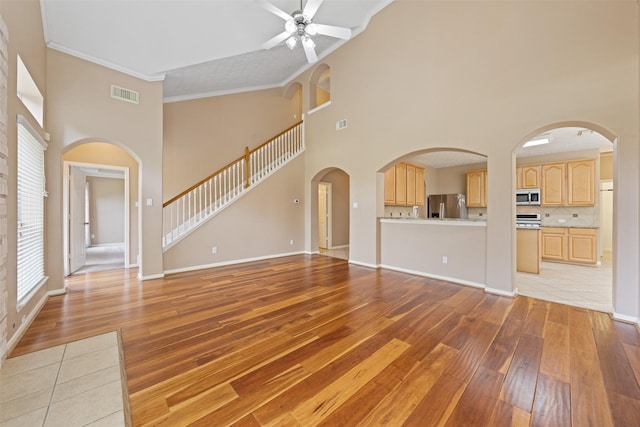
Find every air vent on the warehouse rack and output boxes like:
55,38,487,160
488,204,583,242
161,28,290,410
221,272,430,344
336,119,348,131
111,85,139,104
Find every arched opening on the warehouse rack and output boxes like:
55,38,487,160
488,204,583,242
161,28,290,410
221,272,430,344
62,141,141,276
309,63,330,110
513,124,614,313
311,167,349,259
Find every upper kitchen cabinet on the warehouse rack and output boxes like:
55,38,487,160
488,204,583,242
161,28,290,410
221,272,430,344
466,170,487,207
540,159,595,206
541,162,566,206
516,165,541,189
384,162,425,206
567,159,596,205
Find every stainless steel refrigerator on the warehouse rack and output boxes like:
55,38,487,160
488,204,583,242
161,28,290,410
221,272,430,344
427,194,468,219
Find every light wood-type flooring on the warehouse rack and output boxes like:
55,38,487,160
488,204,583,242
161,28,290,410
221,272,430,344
11,255,640,426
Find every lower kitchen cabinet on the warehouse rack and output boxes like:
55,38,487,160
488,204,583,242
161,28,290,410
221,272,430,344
541,227,598,265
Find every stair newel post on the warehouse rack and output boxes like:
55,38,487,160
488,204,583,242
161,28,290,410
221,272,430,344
244,146,250,188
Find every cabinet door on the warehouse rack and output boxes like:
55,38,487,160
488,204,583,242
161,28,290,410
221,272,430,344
406,164,416,205
522,165,541,189
384,167,396,205
395,163,407,205
541,227,567,261
568,228,597,264
541,163,565,206
415,167,425,206
516,167,523,189
466,171,486,207
567,159,595,206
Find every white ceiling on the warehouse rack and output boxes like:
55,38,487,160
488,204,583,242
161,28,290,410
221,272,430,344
40,0,391,102
410,127,612,169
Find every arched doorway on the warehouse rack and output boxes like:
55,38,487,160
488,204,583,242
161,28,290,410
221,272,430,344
63,141,141,275
513,124,614,313
311,168,350,260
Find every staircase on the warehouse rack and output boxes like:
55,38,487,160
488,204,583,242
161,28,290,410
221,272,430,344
162,121,304,250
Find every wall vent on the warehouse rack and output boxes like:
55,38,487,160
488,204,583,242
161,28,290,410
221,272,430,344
336,119,348,131
111,85,139,104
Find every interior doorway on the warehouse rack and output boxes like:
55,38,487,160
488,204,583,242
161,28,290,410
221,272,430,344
312,168,350,260
64,161,129,275
514,126,614,313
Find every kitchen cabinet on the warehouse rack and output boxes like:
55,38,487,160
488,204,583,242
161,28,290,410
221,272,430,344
384,168,396,204
516,165,541,189
517,228,541,274
542,227,597,265
406,164,416,205
384,163,425,206
541,163,566,206
466,170,487,208
568,228,597,264
567,159,595,206
395,163,407,205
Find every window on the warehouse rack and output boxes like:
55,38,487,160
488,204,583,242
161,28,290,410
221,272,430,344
17,55,44,127
17,116,47,305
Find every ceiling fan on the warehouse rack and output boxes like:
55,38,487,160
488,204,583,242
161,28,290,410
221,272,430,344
258,0,352,64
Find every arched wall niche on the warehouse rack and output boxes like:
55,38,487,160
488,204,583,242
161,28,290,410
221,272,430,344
309,63,331,110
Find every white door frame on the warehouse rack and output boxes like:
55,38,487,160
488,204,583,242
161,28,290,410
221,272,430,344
63,161,130,276
318,182,332,250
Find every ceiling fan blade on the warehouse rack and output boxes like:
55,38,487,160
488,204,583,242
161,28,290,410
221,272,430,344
314,24,352,40
256,0,292,21
303,41,318,63
303,0,323,19
262,31,290,50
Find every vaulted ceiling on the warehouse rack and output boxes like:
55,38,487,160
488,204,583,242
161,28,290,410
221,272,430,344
40,0,391,102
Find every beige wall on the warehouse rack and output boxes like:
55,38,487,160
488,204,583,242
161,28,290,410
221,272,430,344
297,1,639,318
164,155,305,272
1,0,49,353
163,88,301,200
318,169,349,247
63,142,139,265
88,177,125,245
46,49,164,280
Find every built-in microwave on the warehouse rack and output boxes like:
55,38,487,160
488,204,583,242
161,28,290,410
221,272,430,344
516,188,541,205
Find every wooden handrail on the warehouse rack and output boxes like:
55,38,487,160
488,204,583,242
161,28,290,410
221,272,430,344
163,120,303,208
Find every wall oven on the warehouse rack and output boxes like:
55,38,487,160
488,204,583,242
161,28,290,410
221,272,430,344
516,188,541,205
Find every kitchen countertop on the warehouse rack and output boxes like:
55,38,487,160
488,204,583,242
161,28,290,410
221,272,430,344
540,224,599,229
380,218,487,227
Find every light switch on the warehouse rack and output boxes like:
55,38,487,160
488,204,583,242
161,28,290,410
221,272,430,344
146,198,153,207
353,202,359,208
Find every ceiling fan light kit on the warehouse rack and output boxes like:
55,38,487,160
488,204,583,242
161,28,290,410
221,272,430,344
259,0,352,64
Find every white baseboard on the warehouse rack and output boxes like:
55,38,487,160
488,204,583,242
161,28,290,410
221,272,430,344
348,259,380,269
305,250,320,255
379,264,486,289
613,312,640,326
6,291,50,357
138,273,165,281
48,288,66,297
485,287,517,298
163,251,306,276
331,244,350,250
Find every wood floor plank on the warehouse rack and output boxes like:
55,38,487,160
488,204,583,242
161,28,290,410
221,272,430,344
530,374,571,427
7,254,638,427
500,333,544,412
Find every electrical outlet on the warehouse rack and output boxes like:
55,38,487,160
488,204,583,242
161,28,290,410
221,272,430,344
290,240,294,245
442,256,448,264
211,246,217,254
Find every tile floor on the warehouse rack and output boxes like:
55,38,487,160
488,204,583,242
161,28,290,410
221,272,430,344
515,253,613,313
73,244,125,275
0,332,128,427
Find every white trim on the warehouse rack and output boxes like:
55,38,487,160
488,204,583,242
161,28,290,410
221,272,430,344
305,250,320,255
163,251,306,276
7,291,49,355
164,82,283,103
485,287,517,298
138,273,165,281
331,244,350,250
379,264,486,289
307,101,331,115
613,312,640,326
348,259,380,269
48,288,66,297
46,42,166,82
16,277,48,311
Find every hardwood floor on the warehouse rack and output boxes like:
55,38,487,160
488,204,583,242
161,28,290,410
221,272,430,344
11,255,640,426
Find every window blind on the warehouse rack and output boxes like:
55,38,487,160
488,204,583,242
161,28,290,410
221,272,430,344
17,116,47,304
